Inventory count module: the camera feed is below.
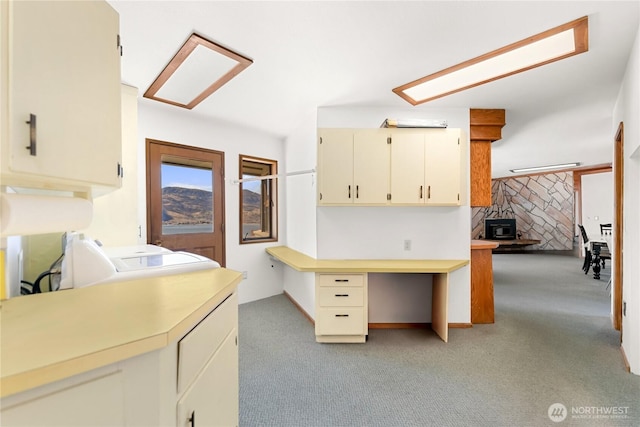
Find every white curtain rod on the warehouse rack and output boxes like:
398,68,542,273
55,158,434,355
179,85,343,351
231,168,315,184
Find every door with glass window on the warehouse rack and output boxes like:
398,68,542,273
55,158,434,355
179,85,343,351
146,139,225,266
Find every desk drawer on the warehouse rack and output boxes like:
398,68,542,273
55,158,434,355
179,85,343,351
318,286,364,307
316,307,365,336
317,273,364,287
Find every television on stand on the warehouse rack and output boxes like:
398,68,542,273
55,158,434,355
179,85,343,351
485,218,516,240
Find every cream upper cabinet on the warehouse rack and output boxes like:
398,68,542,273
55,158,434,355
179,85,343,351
390,131,425,204
0,0,122,195
318,128,463,207
318,129,390,205
390,128,461,206
353,130,390,204
424,128,461,205
318,129,354,204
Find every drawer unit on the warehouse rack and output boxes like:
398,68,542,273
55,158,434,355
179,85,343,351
318,286,364,307
315,273,367,343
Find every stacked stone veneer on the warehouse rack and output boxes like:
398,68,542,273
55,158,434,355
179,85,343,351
471,172,574,250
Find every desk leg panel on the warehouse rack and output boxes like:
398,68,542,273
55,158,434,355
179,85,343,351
432,273,448,342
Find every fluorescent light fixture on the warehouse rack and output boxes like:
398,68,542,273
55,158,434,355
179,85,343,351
144,33,252,109
381,118,447,128
510,162,581,174
393,16,588,105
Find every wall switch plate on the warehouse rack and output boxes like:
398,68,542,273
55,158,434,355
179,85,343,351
403,240,411,251
242,271,248,279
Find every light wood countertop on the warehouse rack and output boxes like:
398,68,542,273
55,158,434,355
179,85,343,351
471,239,500,250
266,246,468,273
0,268,242,398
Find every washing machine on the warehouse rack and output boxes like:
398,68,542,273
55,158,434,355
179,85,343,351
59,233,220,289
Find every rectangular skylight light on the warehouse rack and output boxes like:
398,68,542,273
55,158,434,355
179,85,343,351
144,33,252,109
394,16,588,105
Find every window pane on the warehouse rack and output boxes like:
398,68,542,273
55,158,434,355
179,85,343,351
240,155,277,243
161,163,213,235
242,174,264,238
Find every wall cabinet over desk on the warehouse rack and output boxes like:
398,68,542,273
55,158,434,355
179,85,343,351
0,0,123,195
317,128,463,207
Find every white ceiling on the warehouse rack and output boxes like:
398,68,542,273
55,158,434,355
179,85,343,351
109,1,639,178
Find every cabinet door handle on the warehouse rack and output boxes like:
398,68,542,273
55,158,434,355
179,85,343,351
25,114,36,156
335,294,349,297
335,314,349,317
427,185,431,199
334,279,349,282
188,410,195,427
348,185,351,199
356,185,359,199
420,185,423,199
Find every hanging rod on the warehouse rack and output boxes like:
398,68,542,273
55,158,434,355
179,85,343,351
231,168,315,184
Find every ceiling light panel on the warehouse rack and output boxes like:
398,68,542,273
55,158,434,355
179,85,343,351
144,33,252,109
394,16,588,105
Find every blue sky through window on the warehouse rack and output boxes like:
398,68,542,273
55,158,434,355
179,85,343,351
162,163,212,191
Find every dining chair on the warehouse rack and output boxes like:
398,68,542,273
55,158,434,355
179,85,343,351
600,223,612,236
578,224,591,274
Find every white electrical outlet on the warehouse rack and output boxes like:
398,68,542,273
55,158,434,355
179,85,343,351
404,240,411,251
242,271,248,279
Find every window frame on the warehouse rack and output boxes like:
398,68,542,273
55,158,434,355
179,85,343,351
239,154,278,244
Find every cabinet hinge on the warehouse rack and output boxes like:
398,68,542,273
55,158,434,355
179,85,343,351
387,193,391,200
387,137,392,144
117,34,123,56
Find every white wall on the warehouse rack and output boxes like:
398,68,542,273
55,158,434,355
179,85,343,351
613,24,640,375
137,100,286,304
314,106,471,323
581,172,613,238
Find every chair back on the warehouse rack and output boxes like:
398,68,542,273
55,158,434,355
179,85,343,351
578,224,589,244
600,223,612,236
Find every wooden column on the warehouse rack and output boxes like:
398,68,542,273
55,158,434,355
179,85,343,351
471,239,499,323
470,109,506,207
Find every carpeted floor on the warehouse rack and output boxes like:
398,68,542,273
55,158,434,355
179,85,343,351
238,253,640,426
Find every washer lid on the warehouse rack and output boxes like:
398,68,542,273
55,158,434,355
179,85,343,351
112,252,209,272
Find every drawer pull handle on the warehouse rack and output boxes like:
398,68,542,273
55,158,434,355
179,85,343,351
335,314,349,317
334,279,349,282
335,294,349,297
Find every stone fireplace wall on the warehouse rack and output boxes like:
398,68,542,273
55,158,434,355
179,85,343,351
471,172,574,250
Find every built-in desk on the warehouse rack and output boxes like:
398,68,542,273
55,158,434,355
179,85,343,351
266,246,468,343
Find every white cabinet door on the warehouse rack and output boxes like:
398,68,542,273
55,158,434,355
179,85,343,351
353,130,390,204
2,0,122,193
0,371,125,426
390,131,425,204
318,129,354,204
176,331,239,427
425,129,461,205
